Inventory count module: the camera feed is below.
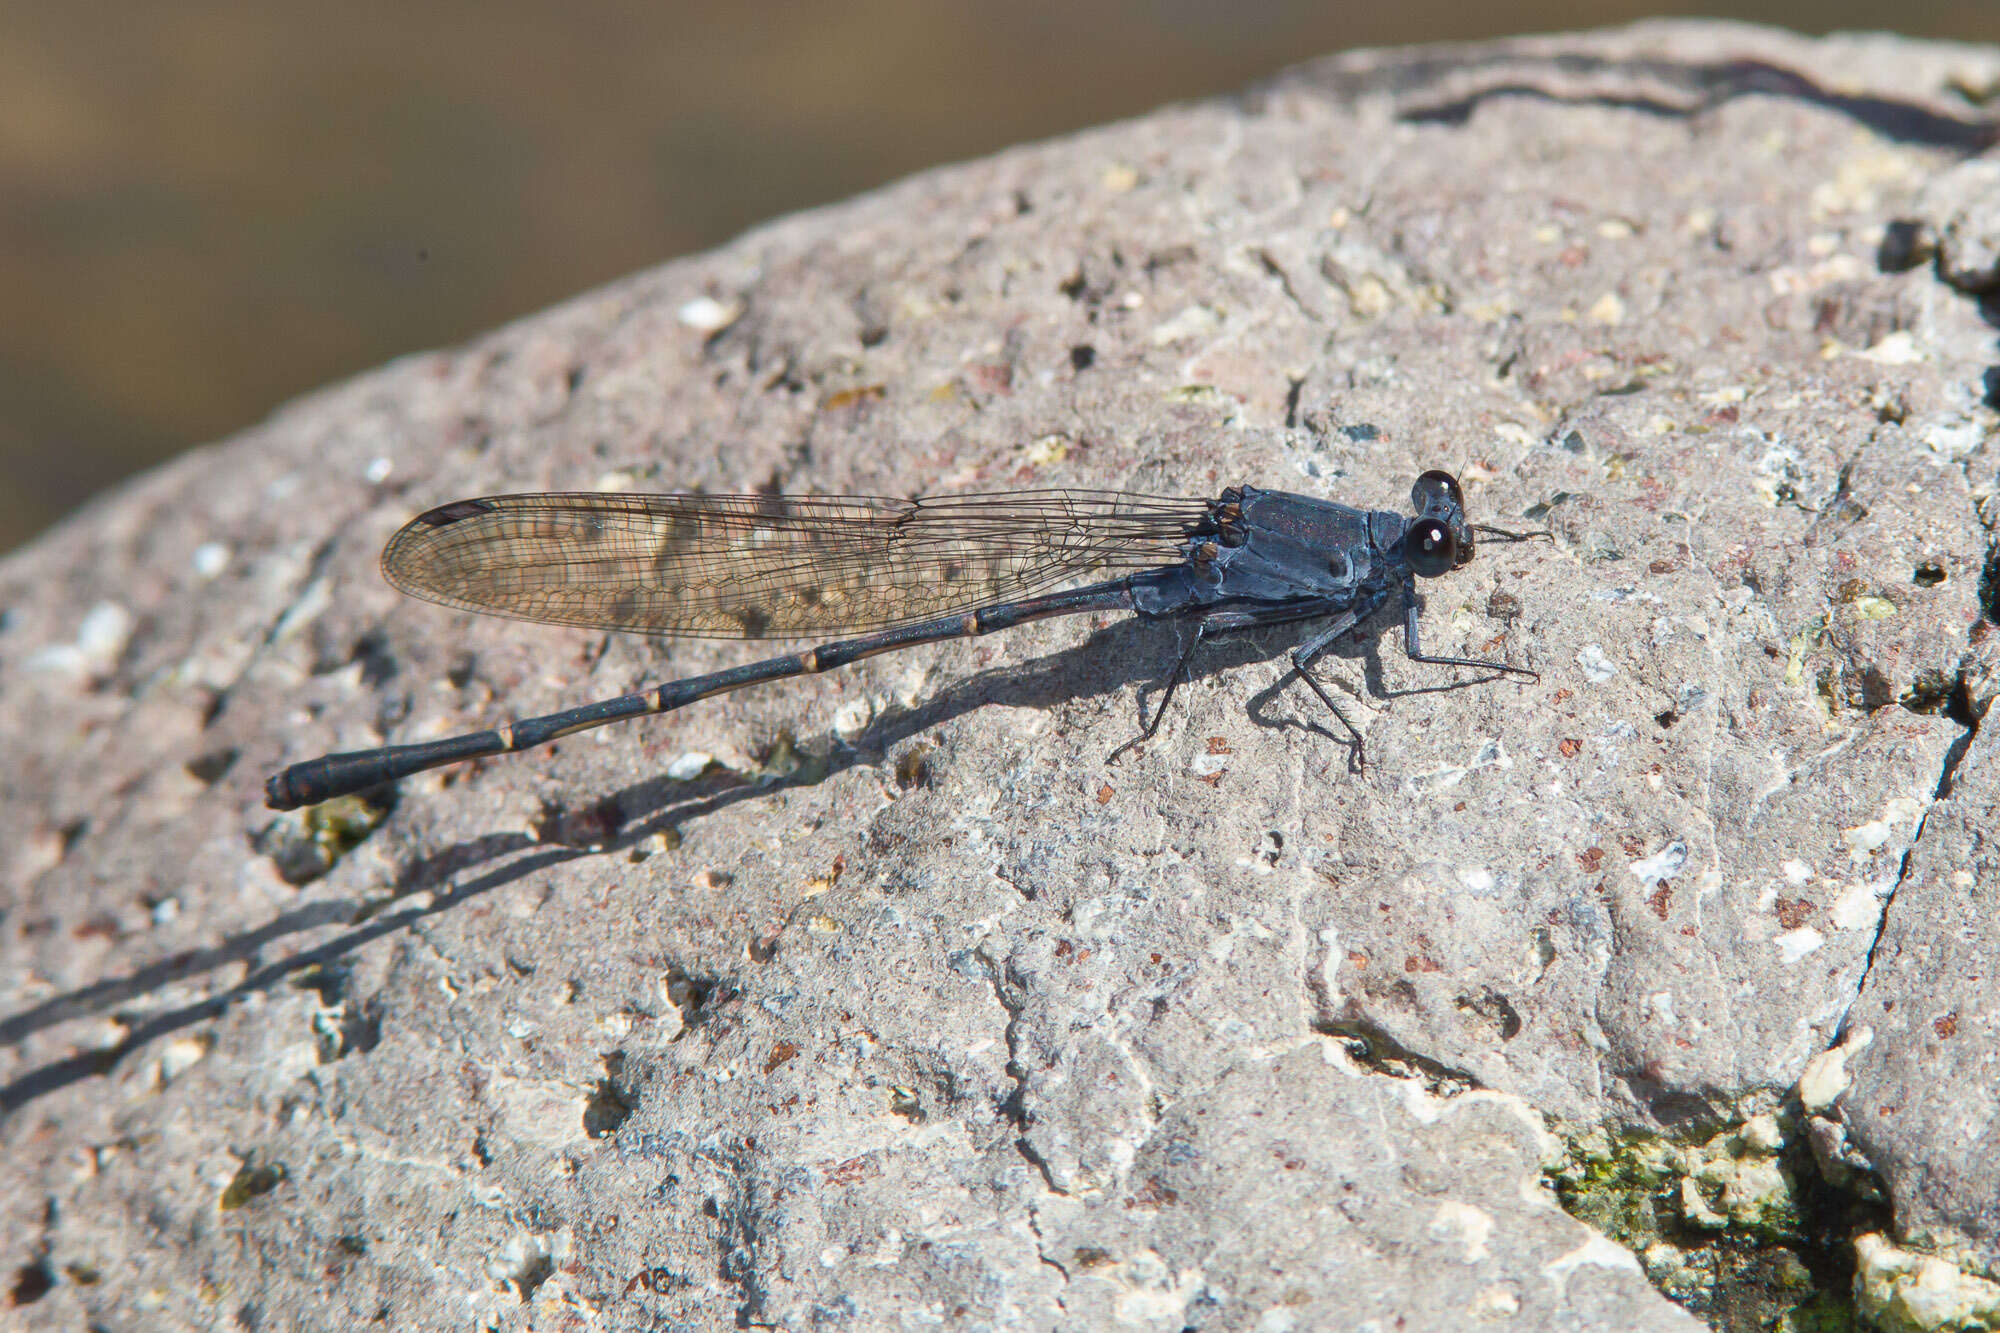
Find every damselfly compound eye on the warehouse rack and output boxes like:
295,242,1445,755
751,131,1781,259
1406,517,1456,577
1410,470,1464,516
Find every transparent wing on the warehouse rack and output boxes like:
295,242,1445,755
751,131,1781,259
380,490,1216,639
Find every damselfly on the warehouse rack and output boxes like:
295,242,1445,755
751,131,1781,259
266,471,1541,809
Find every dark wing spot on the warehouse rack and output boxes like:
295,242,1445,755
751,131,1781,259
798,587,824,608
608,590,641,624
943,562,963,582
653,542,679,575
417,499,497,526
736,607,771,639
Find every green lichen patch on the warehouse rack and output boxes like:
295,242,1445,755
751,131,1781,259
1549,1111,1887,1332
752,731,828,786
218,1160,287,1211
257,791,392,885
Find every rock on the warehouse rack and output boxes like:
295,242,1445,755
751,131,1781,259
1840,722,2000,1270
2,18,1995,1331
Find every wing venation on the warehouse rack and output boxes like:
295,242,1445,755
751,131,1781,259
381,490,1213,638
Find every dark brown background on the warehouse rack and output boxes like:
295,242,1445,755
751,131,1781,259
4,0,1996,552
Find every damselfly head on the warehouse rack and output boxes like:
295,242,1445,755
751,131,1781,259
1406,470,1476,575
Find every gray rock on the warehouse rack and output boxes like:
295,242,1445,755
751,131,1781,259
1921,158,2000,293
1,18,1995,1332
1841,721,2000,1268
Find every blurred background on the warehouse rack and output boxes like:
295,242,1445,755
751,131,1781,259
4,0,1996,553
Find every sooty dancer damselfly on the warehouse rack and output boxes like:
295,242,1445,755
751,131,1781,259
265,470,1543,809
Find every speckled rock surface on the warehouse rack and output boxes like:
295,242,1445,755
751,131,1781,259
2,19,1996,1332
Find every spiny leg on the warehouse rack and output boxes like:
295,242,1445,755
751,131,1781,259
1107,597,1355,765
1289,593,1385,770
1470,522,1552,544
1107,623,1209,763
1399,580,1538,679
